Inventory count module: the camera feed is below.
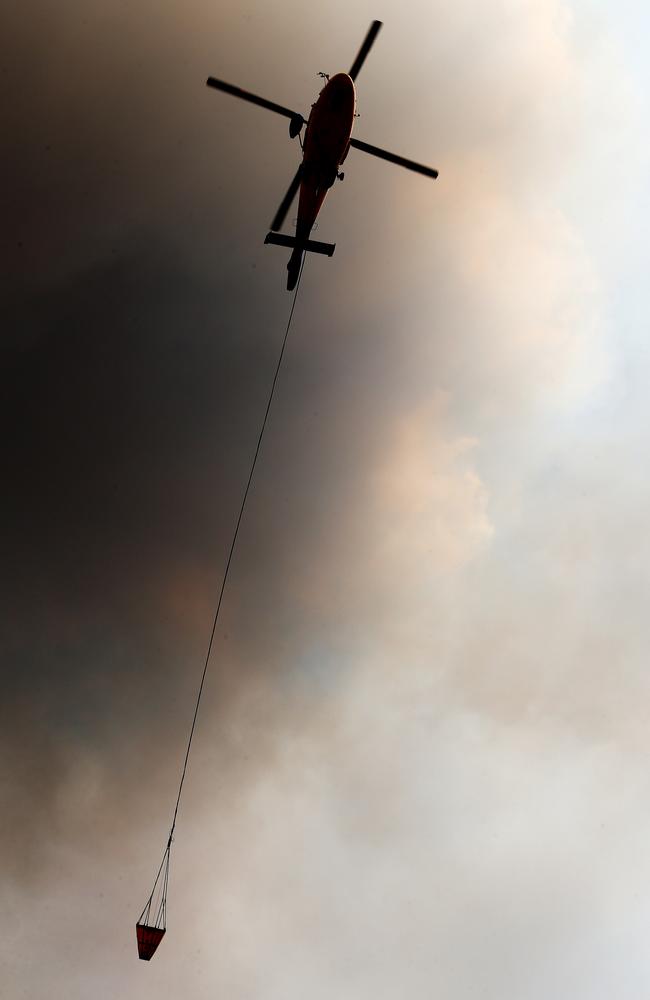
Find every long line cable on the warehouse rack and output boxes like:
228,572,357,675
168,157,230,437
139,258,306,924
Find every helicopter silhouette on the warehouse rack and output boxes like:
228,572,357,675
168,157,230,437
207,20,438,290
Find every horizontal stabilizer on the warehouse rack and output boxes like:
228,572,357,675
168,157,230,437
264,232,336,257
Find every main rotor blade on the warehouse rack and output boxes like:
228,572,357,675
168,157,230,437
206,77,302,122
270,165,303,232
349,20,383,81
349,137,439,179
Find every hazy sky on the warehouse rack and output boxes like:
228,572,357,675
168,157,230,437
3,1,650,997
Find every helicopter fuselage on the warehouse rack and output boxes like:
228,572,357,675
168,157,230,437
297,73,356,235
286,73,356,285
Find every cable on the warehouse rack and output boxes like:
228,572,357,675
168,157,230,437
140,258,307,924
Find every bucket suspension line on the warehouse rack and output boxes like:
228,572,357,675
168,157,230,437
136,258,306,960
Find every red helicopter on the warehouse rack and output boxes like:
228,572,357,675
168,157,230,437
207,20,438,290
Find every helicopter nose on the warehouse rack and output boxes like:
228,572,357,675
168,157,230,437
326,73,355,112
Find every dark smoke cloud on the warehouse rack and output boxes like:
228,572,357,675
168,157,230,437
0,224,422,881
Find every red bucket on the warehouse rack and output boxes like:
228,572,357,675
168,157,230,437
136,923,166,961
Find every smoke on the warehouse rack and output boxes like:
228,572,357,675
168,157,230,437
2,0,648,997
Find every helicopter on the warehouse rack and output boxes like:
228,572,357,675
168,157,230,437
206,20,438,290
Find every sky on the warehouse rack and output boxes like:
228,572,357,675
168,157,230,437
2,0,650,997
